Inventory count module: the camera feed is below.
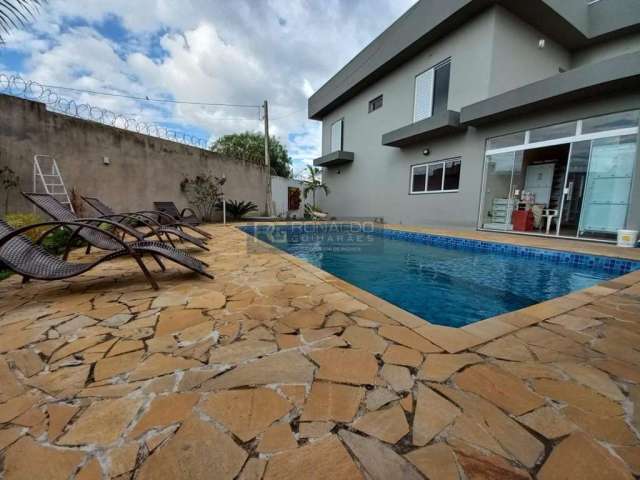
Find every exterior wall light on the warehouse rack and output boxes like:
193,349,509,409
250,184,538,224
422,148,430,156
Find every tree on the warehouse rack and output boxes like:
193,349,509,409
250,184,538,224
212,132,292,178
302,165,329,210
0,1,45,45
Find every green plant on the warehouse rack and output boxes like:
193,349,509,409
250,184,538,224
4,212,83,254
302,165,329,210
180,174,226,222
0,166,20,214
0,1,46,44
211,132,293,178
4,212,44,241
0,269,11,281
41,227,83,255
224,200,258,220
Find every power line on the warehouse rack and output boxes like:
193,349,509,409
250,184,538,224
6,74,307,121
36,82,262,109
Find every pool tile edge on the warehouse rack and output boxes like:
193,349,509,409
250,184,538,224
234,225,640,353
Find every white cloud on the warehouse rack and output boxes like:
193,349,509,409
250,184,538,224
4,0,418,166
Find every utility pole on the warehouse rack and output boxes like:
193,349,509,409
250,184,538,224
263,100,272,216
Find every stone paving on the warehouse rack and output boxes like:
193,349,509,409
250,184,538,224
0,224,640,479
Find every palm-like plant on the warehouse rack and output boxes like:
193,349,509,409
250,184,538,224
223,200,258,220
0,0,45,44
302,165,329,210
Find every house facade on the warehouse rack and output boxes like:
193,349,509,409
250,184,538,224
309,0,640,242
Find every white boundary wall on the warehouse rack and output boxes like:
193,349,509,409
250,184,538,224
271,176,326,219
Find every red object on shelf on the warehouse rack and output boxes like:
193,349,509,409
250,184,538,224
512,210,534,231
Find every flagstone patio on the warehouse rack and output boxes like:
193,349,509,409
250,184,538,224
1,224,640,479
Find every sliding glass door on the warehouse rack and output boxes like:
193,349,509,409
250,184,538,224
480,110,639,242
557,141,589,237
481,151,522,230
577,134,637,239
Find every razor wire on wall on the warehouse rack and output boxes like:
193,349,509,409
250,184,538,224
0,73,210,148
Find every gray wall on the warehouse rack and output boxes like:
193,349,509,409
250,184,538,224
0,94,268,218
572,32,640,67
318,6,580,227
321,89,640,230
489,6,570,96
321,6,496,154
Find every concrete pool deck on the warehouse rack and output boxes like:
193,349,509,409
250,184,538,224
0,223,639,479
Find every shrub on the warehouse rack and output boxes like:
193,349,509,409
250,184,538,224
224,200,258,220
180,174,226,222
42,228,84,255
4,213,45,241
4,212,82,254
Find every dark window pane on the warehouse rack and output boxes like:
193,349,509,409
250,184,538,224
529,121,576,143
444,159,461,190
487,132,526,150
412,166,426,192
582,110,639,134
433,62,450,115
427,163,444,191
368,95,383,113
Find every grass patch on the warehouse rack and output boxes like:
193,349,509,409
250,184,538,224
0,270,12,281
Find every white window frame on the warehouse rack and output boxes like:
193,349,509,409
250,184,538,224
330,118,343,152
413,58,450,123
413,69,434,122
478,110,640,236
486,119,638,156
410,158,461,194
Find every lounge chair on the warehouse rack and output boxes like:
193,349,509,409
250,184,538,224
24,192,203,259
153,201,206,232
0,219,212,290
81,196,210,249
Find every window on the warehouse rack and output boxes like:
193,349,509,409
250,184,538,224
485,109,640,155
432,61,450,115
412,165,426,192
582,111,640,134
410,158,461,193
529,121,577,143
413,59,451,122
487,132,526,150
330,119,343,152
368,95,383,113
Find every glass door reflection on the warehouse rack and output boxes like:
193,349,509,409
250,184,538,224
482,151,522,231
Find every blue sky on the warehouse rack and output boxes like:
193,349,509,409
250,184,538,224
0,0,415,176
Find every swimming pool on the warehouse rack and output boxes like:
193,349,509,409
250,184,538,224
241,224,639,327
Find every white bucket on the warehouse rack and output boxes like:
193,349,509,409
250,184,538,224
617,229,639,248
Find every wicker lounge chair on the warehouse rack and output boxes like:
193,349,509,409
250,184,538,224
81,196,210,249
153,201,205,231
24,192,204,259
0,219,213,290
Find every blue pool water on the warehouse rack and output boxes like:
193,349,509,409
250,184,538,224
242,224,638,327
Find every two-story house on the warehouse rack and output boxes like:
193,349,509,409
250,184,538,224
309,0,640,243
